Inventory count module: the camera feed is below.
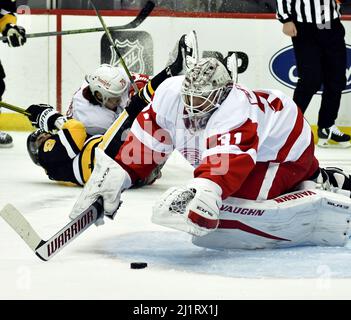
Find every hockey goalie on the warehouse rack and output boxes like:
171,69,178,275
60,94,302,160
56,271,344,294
69,57,351,250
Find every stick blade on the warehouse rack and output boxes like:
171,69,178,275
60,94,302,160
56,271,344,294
34,198,104,261
0,204,42,251
122,0,155,29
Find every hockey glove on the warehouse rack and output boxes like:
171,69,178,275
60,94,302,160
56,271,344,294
26,104,66,132
70,148,132,226
152,178,222,236
2,24,26,47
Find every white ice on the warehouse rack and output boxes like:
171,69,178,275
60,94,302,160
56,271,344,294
1,132,351,299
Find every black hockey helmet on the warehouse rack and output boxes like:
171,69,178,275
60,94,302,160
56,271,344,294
26,129,45,166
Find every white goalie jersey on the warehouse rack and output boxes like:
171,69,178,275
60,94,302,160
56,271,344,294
115,75,319,201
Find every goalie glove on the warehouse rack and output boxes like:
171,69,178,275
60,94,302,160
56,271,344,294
152,178,222,236
2,24,26,47
69,148,132,226
26,104,67,132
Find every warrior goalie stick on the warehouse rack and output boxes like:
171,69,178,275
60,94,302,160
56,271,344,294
0,1,155,41
0,198,103,261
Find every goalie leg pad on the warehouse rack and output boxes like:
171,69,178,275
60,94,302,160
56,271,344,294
192,189,351,249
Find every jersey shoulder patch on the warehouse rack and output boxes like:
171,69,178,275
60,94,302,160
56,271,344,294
43,139,56,152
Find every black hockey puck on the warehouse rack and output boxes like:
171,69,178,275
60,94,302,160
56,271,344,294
130,262,148,269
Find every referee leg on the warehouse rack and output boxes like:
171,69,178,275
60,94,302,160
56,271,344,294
318,20,347,128
292,23,323,114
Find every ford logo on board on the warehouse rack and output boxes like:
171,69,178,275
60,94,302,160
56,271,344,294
269,45,351,94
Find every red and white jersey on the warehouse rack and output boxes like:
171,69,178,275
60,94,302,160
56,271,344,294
66,73,150,136
116,76,318,200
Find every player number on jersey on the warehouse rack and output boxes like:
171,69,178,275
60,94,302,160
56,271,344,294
218,132,242,146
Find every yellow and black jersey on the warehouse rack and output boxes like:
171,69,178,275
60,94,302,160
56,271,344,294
38,110,137,186
38,119,102,186
0,0,18,34
37,114,129,186
76,134,103,184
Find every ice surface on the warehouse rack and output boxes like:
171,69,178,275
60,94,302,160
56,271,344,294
1,132,351,299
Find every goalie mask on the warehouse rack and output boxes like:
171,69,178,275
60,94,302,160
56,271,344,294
181,57,232,133
86,64,130,112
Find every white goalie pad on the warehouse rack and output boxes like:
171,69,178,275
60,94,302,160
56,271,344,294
192,189,351,250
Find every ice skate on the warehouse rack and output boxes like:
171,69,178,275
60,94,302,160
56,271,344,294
317,125,351,148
